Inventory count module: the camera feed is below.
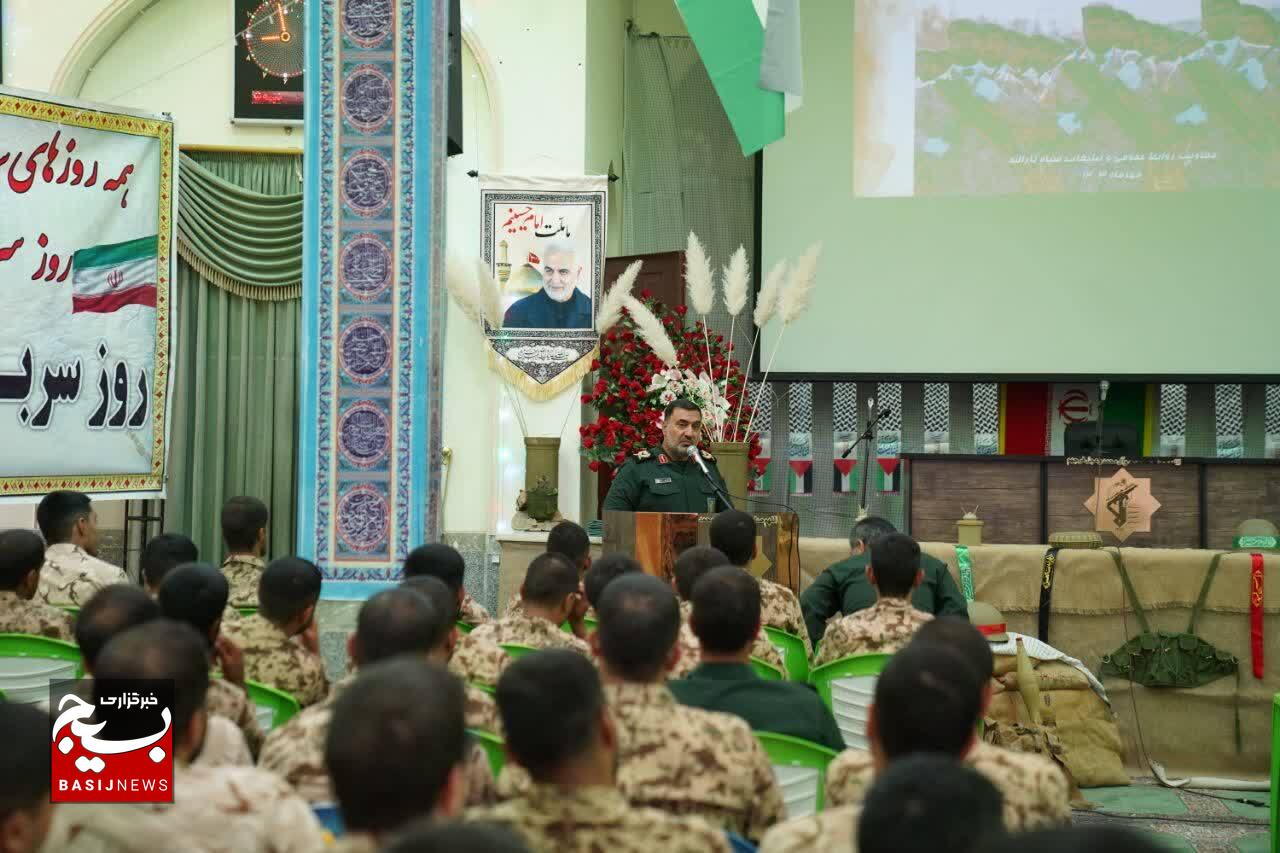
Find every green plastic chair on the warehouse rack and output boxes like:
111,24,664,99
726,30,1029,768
456,620,475,635
499,644,539,661
1271,693,1279,853
808,653,893,750
764,627,809,682
59,606,80,616
755,732,840,816
470,681,495,696
0,634,84,704
244,679,301,731
751,656,786,681
470,728,506,776
237,607,258,618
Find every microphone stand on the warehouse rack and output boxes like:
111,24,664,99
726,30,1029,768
838,417,878,519
689,449,736,511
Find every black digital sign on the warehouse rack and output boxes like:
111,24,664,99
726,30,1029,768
233,0,304,124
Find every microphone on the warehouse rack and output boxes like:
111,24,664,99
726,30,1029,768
685,444,711,476
1099,380,1110,404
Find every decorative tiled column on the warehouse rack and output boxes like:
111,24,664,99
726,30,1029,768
300,0,446,596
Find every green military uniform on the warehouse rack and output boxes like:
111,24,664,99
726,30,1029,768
602,446,731,514
669,662,845,752
801,551,966,644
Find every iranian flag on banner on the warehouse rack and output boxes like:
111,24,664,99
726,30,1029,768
71,235,158,314
1049,384,1099,455
999,383,1051,455
1105,383,1157,456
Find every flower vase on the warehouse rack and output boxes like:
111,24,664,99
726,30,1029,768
709,441,750,508
523,437,561,522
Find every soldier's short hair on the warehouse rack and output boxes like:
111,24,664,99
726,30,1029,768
0,528,46,590
0,702,52,819
690,566,760,654
520,552,579,607
76,584,161,671
383,820,531,853
402,543,466,592
596,574,681,681
858,755,1004,853
93,620,210,744
354,587,450,666
663,397,701,420
872,641,983,760
546,521,591,569
327,659,466,834
709,509,756,568
220,495,269,552
140,533,198,589
157,563,229,646
497,649,603,778
583,553,642,609
868,533,921,598
849,516,896,550
402,575,460,623
257,556,322,624
673,545,729,602
36,490,92,544
911,616,994,681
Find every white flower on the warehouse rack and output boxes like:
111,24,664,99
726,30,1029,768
659,389,677,405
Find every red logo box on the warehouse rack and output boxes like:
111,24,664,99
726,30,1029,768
51,679,174,803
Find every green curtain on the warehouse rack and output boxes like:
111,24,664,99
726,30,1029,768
165,151,302,564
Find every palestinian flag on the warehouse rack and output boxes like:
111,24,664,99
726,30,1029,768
833,457,856,493
71,235,158,314
877,458,902,492
789,459,813,495
751,435,772,494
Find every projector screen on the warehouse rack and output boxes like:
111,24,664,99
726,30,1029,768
760,0,1280,378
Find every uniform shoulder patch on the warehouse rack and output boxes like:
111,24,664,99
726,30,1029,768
634,449,652,460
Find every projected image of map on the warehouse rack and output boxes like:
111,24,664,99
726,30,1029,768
852,0,1280,196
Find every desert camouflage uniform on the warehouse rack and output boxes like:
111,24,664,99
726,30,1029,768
826,741,1071,830
459,593,492,625
220,554,264,608
758,804,860,853
605,681,785,841
0,589,74,640
670,600,786,680
503,594,596,623
36,543,127,607
450,633,511,687
223,613,329,707
194,715,253,768
452,612,590,688
468,784,732,853
811,596,932,667
759,578,813,656
205,677,265,757
466,681,502,733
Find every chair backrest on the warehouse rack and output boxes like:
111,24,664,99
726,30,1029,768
764,627,809,682
456,620,475,635
499,643,538,661
244,679,301,731
0,633,83,704
470,680,495,696
808,653,894,750
311,802,345,838
755,731,839,817
237,606,258,618
725,831,758,852
750,656,786,681
469,728,506,776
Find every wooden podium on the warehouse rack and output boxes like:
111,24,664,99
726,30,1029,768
602,511,801,593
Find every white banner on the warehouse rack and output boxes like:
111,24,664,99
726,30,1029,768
0,90,175,498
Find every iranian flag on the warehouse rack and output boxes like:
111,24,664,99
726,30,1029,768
71,235,158,314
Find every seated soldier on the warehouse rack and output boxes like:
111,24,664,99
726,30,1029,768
811,533,933,667
582,552,641,612
222,556,329,707
0,703,56,853
219,496,271,608
140,533,199,595
35,490,127,606
668,545,784,679
0,528,73,640
325,658,471,853
87,621,325,852
404,542,489,626
467,649,732,853
669,566,844,751
158,563,265,759
591,574,784,842
802,516,965,644
857,755,1005,853
505,521,593,619
710,510,812,655
261,584,498,805
452,553,589,686
826,617,1071,830
759,641,985,852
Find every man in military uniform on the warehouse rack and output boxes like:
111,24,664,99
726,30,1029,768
591,574,785,842
219,496,270,609
711,510,812,655
602,398,732,514
670,566,844,751
811,533,934,667
404,542,492,626
140,533,199,593
505,520,593,619
469,649,732,853
222,556,330,707
0,528,73,640
668,545,784,679
802,516,966,643
262,585,496,807
35,490,127,606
